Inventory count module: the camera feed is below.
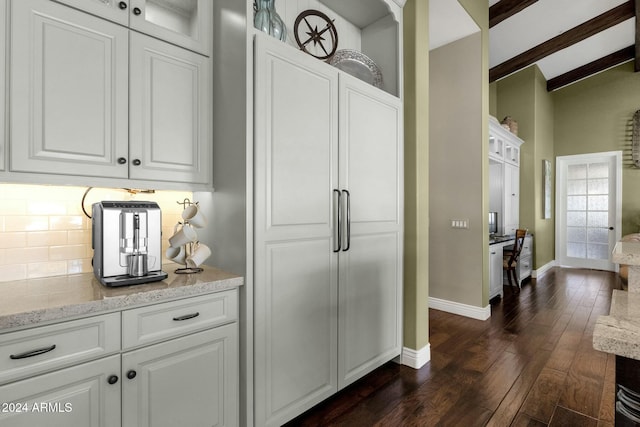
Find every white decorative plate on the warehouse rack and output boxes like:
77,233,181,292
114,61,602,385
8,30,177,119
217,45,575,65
329,50,383,89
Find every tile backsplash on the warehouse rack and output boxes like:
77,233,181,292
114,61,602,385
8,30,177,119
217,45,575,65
0,184,194,283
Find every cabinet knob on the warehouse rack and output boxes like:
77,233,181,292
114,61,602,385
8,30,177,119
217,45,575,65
118,1,127,9
117,157,127,165
132,159,141,166
133,7,142,15
107,375,119,385
127,370,137,380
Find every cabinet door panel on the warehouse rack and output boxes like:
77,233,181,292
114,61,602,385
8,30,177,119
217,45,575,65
129,0,212,56
338,232,401,388
122,324,238,427
0,355,121,427
254,35,339,427
11,0,129,178
129,32,211,184
504,163,519,235
339,75,402,230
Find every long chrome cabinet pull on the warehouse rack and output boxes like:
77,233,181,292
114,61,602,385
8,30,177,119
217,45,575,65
333,189,341,252
10,344,57,360
342,189,351,251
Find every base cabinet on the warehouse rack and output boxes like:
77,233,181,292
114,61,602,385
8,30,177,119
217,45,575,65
0,355,121,427
489,245,503,299
0,291,239,427
122,324,238,427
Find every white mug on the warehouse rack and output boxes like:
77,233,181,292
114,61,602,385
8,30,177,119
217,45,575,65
186,243,211,268
166,246,186,264
182,204,207,228
169,224,197,247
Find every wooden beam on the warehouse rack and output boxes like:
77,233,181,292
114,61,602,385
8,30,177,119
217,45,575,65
635,0,640,71
489,0,538,28
490,1,635,82
546,46,635,91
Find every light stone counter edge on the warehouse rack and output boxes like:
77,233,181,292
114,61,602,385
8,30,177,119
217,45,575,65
0,264,243,331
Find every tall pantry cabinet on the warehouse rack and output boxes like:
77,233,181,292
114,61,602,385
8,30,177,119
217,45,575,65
210,1,405,426
253,35,403,426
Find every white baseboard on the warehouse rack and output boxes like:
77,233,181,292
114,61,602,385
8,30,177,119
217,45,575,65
533,260,556,278
429,297,491,320
401,344,431,369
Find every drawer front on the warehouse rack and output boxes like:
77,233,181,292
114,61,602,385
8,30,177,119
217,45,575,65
0,313,120,385
518,255,532,278
122,290,238,349
520,236,533,257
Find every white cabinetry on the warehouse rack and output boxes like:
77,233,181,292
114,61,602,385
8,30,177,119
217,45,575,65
53,0,212,56
9,0,211,186
517,235,533,286
489,244,503,300
488,116,524,236
0,290,238,427
253,34,402,427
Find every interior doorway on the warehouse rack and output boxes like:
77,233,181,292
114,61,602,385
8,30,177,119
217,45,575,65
555,151,621,271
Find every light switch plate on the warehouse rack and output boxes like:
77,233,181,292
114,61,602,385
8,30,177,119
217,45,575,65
451,219,469,229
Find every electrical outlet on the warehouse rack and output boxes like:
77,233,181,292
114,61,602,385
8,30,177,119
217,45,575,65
451,219,469,229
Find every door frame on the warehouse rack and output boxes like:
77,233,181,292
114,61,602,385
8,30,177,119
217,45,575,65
555,151,622,271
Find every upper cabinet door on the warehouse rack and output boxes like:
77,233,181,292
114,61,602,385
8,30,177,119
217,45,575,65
10,0,129,178
52,0,130,26
128,32,211,184
129,0,212,56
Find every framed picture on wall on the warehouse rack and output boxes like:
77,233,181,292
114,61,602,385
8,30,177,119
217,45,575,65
543,159,552,219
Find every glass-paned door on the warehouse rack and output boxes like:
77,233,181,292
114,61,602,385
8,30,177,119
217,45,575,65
556,152,621,271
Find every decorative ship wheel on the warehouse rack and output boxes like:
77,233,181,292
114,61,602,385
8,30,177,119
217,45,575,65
294,10,339,61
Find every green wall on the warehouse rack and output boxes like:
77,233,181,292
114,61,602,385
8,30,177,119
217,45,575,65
554,62,640,236
402,0,430,353
495,65,555,269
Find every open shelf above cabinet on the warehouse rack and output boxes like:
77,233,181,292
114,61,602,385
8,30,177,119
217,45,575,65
253,0,402,97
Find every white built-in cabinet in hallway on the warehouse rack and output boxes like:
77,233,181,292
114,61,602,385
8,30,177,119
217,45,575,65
9,0,211,186
489,116,524,236
253,34,403,427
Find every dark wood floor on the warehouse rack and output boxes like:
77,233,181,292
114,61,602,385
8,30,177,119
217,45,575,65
284,267,621,427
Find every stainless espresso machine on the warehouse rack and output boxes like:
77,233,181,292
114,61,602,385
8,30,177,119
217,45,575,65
92,201,168,286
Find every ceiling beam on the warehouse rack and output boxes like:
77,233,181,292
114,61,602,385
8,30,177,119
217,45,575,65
489,0,538,28
546,46,635,91
490,1,635,82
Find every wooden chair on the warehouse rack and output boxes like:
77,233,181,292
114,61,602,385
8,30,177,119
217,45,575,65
503,229,527,290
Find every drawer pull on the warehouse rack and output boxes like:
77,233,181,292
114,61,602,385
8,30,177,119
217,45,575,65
172,312,200,321
10,344,56,360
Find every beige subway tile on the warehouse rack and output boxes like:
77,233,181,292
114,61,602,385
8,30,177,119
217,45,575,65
49,216,84,230
0,200,27,215
0,264,27,282
5,216,49,232
67,258,93,275
27,200,67,216
68,230,91,245
49,244,87,261
0,232,27,249
27,261,67,279
5,247,49,265
27,231,68,247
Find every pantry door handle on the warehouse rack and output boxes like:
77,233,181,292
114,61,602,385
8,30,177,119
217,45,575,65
333,189,341,252
342,190,350,251
10,344,56,360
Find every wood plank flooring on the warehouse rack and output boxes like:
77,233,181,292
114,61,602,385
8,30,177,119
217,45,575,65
284,267,621,426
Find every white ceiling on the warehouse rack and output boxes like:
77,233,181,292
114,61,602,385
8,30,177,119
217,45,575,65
430,0,636,84
429,0,479,51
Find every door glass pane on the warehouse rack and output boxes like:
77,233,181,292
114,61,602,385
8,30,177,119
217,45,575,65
144,0,197,37
588,228,609,244
567,242,586,258
567,211,586,226
567,227,586,243
588,162,608,178
567,195,586,210
567,179,586,195
588,195,608,211
587,243,609,260
568,164,587,179
588,178,608,194
588,211,608,228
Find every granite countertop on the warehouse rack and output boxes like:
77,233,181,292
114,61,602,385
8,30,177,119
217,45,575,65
0,264,243,331
593,241,640,359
